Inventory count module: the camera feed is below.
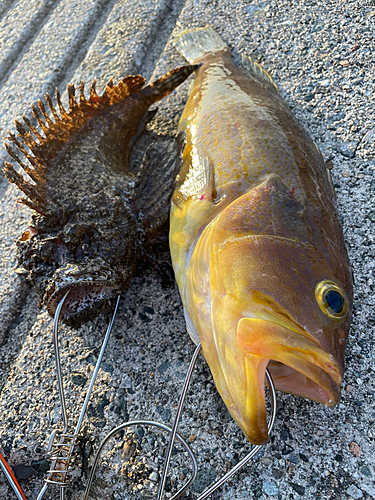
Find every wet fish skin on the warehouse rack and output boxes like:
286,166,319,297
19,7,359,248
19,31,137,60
4,64,198,328
170,27,352,444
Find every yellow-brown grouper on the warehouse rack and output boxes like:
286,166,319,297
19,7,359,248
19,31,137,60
169,27,353,445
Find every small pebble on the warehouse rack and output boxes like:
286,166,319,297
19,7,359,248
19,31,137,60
149,472,159,482
349,442,361,458
290,482,306,495
262,480,279,496
346,485,363,499
13,465,34,480
304,92,315,102
360,466,372,477
70,372,87,386
31,459,50,476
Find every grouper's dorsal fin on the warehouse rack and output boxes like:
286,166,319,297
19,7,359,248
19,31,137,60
132,133,186,241
240,54,278,91
3,75,146,215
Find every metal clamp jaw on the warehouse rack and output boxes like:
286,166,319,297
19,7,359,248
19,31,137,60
45,429,78,487
2,295,277,500
82,347,276,500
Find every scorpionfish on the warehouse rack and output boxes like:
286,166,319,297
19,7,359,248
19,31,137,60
169,27,353,444
4,64,197,327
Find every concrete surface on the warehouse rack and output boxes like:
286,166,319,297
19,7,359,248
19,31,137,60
0,0,374,499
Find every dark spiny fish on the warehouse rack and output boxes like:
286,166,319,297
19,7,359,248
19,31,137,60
4,65,197,327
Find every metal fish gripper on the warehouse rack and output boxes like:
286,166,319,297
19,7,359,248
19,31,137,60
37,292,121,500
83,346,277,500
2,295,276,500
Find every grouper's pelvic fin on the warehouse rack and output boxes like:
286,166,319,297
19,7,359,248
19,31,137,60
173,26,228,63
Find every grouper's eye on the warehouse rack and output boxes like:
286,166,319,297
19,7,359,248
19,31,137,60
315,280,348,320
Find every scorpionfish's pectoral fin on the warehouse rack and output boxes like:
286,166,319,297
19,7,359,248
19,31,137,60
3,75,147,216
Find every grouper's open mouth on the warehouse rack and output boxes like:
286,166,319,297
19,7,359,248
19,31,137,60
44,263,122,327
216,316,342,445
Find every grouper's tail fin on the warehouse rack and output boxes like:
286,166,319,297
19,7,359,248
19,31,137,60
173,26,279,93
173,26,228,63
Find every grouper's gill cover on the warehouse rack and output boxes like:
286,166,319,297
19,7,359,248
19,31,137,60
170,27,352,445
4,64,198,327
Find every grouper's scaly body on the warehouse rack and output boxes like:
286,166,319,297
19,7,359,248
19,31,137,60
170,28,352,444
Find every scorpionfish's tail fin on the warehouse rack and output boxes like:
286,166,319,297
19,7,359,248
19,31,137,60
141,64,199,106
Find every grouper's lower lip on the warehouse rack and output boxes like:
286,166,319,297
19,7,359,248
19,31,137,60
231,317,342,444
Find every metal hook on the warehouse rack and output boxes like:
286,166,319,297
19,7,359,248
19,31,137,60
84,342,277,500
82,420,198,500
157,342,202,499
1,296,276,500
194,368,276,500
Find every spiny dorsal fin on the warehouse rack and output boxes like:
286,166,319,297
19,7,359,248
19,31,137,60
3,75,146,214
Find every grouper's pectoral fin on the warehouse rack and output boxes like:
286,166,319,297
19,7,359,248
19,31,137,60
172,154,215,209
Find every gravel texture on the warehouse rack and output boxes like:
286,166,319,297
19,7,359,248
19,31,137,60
0,1,374,499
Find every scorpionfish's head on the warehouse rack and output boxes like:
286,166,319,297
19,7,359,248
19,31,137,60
17,192,138,327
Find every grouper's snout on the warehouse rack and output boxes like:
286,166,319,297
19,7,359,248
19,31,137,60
222,317,343,444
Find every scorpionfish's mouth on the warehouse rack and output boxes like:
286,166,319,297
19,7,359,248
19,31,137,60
44,262,122,327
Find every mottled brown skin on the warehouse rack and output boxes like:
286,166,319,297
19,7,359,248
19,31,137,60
4,65,197,327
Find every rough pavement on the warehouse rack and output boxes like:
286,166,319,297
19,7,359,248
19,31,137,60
0,1,374,499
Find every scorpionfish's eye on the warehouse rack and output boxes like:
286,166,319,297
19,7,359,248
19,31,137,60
315,280,348,320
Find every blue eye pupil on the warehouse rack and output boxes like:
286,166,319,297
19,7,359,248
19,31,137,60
325,290,344,314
